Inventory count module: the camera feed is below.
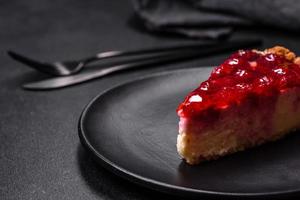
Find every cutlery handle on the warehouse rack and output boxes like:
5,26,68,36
80,38,262,66
80,42,215,64
93,38,262,76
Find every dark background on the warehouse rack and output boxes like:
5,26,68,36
1,0,300,200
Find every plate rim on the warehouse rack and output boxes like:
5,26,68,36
78,67,300,199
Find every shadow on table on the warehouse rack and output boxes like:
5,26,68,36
5,70,50,89
77,145,182,200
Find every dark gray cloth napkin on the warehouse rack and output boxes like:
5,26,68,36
133,0,300,39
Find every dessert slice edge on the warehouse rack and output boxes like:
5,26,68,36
177,46,300,165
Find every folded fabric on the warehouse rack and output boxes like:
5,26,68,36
133,0,300,39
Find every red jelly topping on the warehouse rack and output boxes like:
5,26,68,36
177,49,300,118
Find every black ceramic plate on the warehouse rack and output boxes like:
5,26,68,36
79,68,300,199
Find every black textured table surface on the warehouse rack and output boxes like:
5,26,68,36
1,1,300,200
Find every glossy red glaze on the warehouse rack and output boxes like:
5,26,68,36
177,50,300,118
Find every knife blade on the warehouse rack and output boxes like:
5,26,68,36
22,39,262,90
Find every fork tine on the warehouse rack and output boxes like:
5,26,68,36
7,51,45,66
7,51,58,75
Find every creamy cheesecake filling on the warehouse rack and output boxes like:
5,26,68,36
179,95,276,136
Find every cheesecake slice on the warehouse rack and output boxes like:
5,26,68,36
177,46,300,165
